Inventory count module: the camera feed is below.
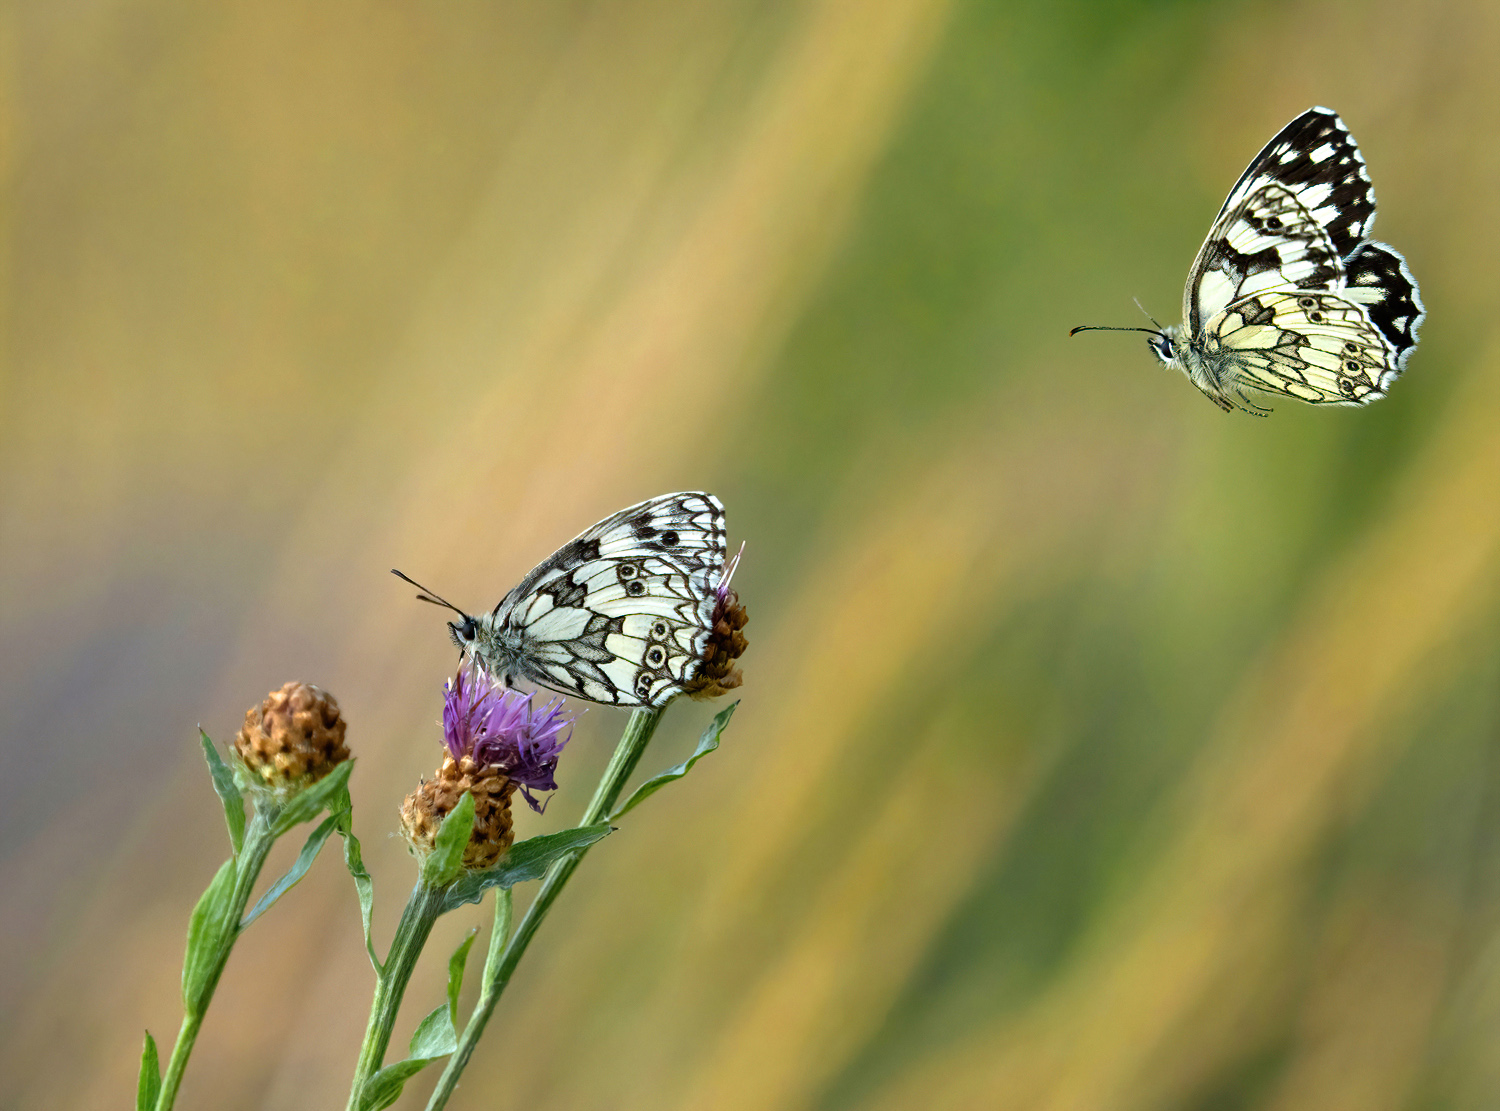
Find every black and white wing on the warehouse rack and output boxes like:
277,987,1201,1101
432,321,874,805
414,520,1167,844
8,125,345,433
476,492,727,706
1205,291,1399,405
1185,107,1421,406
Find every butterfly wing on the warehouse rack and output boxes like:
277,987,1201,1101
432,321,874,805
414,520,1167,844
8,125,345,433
1184,107,1373,333
1343,240,1424,373
1213,107,1376,258
479,492,727,706
1204,290,1398,406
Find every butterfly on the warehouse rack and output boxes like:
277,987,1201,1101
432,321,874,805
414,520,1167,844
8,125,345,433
395,492,731,707
1073,107,1424,414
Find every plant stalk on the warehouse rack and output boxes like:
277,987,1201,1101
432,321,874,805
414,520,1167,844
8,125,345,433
423,707,665,1111
155,811,277,1111
345,879,449,1111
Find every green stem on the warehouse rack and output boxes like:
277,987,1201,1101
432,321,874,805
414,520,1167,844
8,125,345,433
345,880,449,1111
423,707,665,1111
155,811,277,1111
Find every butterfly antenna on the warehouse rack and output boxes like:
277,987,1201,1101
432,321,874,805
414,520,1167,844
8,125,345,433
390,569,470,618
1069,325,1166,338
1131,298,1166,331
718,541,746,593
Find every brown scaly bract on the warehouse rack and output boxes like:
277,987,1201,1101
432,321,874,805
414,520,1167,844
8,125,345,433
235,681,349,791
400,756,517,871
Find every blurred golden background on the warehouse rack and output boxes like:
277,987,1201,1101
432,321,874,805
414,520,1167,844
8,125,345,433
4,1,1500,1108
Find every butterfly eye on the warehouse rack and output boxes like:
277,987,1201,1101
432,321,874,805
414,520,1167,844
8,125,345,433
618,564,638,580
659,530,679,547
626,580,647,597
635,674,654,696
1344,342,1359,353
1344,360,1361,373
1309,311,1325,322
1264,215,1283,229
646,646,666,667
1298,296,1316,309
651,620,669,638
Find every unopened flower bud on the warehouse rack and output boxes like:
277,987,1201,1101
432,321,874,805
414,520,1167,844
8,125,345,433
235,681,349,793
399,756,517,870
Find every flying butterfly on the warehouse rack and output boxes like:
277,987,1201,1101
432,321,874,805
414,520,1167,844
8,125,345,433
1073,107,1424,414
396,492,732,707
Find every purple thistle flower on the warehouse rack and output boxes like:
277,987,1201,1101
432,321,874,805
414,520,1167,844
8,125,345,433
443,663,574,812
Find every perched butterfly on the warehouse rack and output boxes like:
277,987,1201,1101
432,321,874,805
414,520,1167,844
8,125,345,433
1073,107,1424,414
396,492,731,707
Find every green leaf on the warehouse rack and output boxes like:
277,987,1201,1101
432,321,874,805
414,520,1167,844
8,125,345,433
355,1004,458,1111
241,813,340,928
356,1058,432,1111
442,823,613,912
338,810,380,974
481,888,514,988
420,791,476,889
407,1001,459,1059
611,702,737,819
136,1031,161,1111
181,859,238,1015
269,759,355,837
200,729,245,855
447,929,478,1023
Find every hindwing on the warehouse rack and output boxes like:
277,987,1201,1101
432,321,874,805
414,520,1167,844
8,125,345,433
1205,290,1397,406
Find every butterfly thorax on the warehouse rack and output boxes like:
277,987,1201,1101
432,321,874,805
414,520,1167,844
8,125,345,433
452,613,530,686
1149,322,1246,411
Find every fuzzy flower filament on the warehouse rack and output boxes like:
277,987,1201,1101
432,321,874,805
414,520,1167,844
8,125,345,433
443,663,573,812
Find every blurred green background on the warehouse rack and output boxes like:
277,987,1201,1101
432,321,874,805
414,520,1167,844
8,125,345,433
4,1,1500,1108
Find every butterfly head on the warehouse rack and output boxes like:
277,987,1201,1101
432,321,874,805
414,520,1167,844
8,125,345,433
447,614,480,650
1147,328,1179,367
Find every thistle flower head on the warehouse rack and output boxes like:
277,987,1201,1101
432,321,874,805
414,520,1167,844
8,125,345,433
685,542,749,700
442,662,573,812
235,681,349,794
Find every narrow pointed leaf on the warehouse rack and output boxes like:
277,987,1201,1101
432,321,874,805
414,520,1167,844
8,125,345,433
338,811,380,974
447,929,478,1023
355,1005,458,1111
181,859,238,1014
199,729,245,854
136,1031,160,1111
421,791,476,889
269,759,354,837
481,888,514,988
611,702,736,819
441,823,613,911
241,813,340,928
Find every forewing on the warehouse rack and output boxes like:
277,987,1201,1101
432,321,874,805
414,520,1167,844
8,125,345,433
1215,107,1376,258
1207,290,1398,406
1185,182,1344,332
1185,107,1376,333
487,493,727,706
